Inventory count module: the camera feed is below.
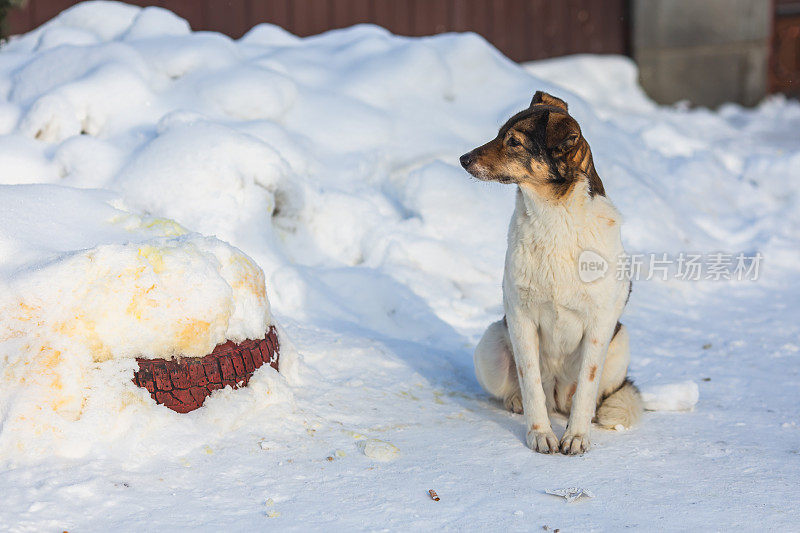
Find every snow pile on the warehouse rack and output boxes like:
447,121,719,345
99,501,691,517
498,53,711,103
1,188,272,361
640,381,700,411
0,185,294,459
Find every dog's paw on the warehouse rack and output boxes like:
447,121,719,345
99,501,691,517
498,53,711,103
503,391,523,414
526,428,559,454
560,432,591,455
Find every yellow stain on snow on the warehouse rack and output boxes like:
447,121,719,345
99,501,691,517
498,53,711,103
137,245,166,274
54,313,112,362
126,283,158,321
432,391,446,405
141,217,187,237
28,345,77,414
16,301,39,319
229,254,267,301
0,301,40,343
175,318,214,356
115,264,147,284
110,214,187,237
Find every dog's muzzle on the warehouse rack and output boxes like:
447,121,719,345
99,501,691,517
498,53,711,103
460,152,476,169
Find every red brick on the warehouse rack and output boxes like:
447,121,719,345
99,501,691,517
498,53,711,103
204,360,222,383
155,391,174,404
219,356,234,380
231,354,245,375
214,340,235,355
170,403,195,414
250,344,263,366
189,386,208,404
258,342,271,365
154,365,172,391
188,362,207,386
170,364,190,389
242,349,255,373
172,388,195,407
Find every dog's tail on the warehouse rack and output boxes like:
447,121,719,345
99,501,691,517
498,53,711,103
473,318,518,400
595,378,643,429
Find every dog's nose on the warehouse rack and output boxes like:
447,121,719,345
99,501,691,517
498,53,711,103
460,152,475,169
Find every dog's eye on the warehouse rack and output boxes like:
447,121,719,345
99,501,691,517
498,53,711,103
507,137,521,147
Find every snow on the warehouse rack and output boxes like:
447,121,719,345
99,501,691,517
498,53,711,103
641,381,700,411
359,439,401,462
1,2,799,530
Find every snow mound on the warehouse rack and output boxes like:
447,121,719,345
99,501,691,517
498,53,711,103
640,381,700,411
0,185,293,460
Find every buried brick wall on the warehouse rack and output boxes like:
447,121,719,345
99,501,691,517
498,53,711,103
133,326,280,413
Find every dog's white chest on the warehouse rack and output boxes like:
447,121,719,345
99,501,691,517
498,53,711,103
503,188,626,357
504,201,589,310
505,227,588,357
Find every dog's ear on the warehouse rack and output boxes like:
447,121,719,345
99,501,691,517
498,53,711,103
546,114,581,157
530,91,568,111
545,113,604,195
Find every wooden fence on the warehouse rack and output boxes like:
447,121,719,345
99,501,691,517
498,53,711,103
5,0,630,62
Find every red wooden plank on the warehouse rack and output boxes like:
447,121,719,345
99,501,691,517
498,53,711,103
412,0,448,35
246,0,293,31
490,0,510,58
247,0,276,26
449,0,466,32
504,0,528,63
393,0,413,35
163,0,205,31
124,0,159,7
5,1,35,37
550,0,569,57
465,0,492,43
350,0,371,25
205,0,248,38
371,0,405,36
291,0,330,36
31,0,78,27
329,0,370,29
275,0,293,29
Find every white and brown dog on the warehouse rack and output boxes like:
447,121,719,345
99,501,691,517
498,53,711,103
460,91,642,455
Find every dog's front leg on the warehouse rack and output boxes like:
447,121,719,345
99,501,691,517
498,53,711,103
561,320,617,455
506,313,558,454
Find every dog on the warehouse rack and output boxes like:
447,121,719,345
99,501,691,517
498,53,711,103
460,91,642,455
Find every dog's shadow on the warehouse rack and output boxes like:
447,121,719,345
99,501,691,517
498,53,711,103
293,263,542,446
357,317,561,447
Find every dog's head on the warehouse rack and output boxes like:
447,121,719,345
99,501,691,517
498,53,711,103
460,91,604,198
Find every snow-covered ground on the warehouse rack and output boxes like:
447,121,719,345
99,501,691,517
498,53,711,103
1,2,799,530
